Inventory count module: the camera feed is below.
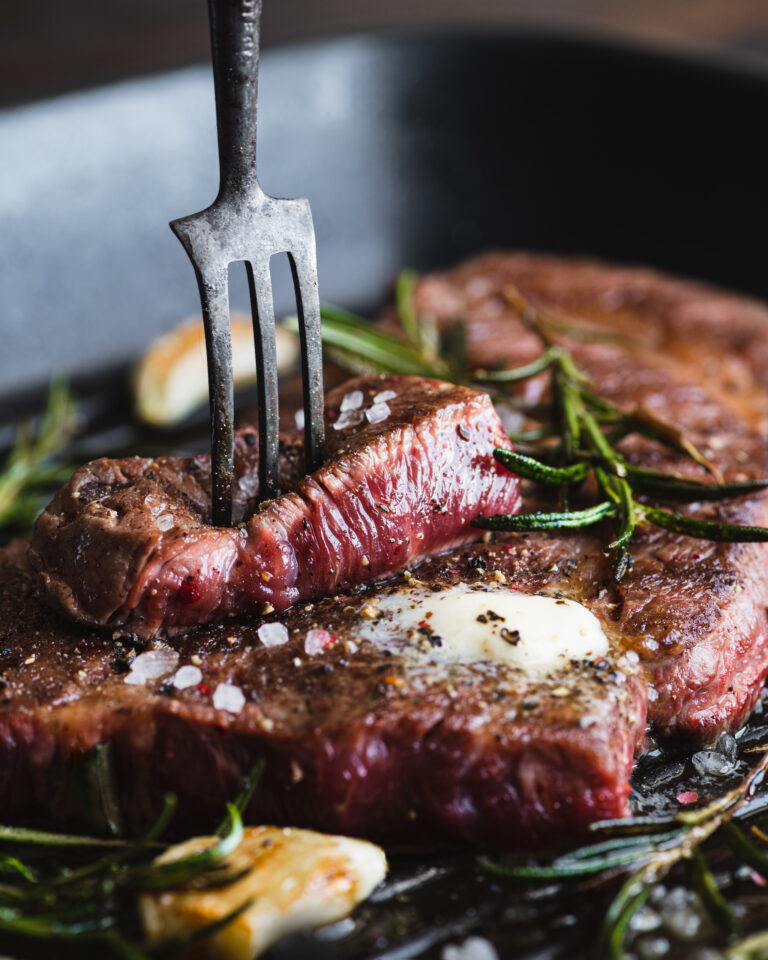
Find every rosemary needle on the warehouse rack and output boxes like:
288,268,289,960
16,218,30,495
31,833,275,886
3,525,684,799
624,464,768,502
0,764,264,957
641,505,768,542
0,377,77,530
492,449,591,485
474,347,562,382
473,501,616,532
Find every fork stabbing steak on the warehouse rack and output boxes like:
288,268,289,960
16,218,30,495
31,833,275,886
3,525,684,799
1,253,768,847
29,375,519,638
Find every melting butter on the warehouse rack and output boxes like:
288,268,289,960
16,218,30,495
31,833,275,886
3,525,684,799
358,584,609,676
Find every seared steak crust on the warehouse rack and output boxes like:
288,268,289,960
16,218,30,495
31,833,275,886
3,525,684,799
30,375,519,639
0,541,645,846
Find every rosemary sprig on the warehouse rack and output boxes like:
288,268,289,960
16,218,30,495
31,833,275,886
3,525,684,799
395,269,423,350
481,748,768,959
284,305,448,379
622,464,768,502
473,312,768,578
125,804,244,892
474,501,616,532
0,762,263,957
474,346,562,383
492,449,591,485
0,378,77,530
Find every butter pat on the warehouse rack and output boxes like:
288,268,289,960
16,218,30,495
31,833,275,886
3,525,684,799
359,584,609,676
140,826,386,959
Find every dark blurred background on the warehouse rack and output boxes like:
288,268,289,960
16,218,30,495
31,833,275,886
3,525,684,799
4,0,768,402
4,0,768,107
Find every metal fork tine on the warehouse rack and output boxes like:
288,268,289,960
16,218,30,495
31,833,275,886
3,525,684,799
171,0,325,525
246,258,280,501
288,246,325,473
196,264,235,527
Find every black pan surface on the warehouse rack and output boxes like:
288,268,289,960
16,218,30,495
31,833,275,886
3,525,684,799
2,29,768,960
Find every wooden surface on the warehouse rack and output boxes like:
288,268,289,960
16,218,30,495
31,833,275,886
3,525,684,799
3,0,768,107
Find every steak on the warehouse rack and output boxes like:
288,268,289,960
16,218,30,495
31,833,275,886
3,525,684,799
0,540,645,847
1,252,767,849
410,253,768,744
30,375,520,639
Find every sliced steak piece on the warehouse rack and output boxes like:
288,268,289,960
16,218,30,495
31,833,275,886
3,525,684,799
409,252,768,744
0,541,645,847
30,375,520,639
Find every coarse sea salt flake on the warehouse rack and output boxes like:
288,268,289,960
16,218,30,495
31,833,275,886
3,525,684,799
442,937,499,960
238,473,259,497
305,628,334,656
366,401,391,424
124,648,179,686
373,389,397,404
156,513,174,532
258,622,289,647
213,683,246,714
340,390,364,412
333,409,364,431
172,665,203,689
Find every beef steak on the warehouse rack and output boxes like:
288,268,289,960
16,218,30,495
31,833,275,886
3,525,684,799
1,253,767,848
0,540,645,847
30,375,519,639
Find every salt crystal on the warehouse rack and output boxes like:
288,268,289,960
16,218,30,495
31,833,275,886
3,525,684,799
258,622,289,647
365,401,391,424
156,513,174,532
629,906,662,933
213,683,246,714
124,648,179,686
691,749,734,778
172,665,203,689
304,628,334,656
238,473,259,497
333,409,364,431
294,408,305,429
340,390,364,412
442,937,499,960
715,732,738,761
373,389,397,404
660,887,702,940
636,936,670,960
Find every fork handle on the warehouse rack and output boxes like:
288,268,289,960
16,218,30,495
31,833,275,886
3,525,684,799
208,0,263,198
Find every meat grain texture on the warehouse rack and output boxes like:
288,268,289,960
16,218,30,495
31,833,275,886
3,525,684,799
30,376,519,638
2,253,768,848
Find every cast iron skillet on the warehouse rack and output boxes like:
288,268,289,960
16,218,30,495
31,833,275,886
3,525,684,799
2,29,768,960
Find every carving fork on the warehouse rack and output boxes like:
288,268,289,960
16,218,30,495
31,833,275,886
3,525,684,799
170,0,324,526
